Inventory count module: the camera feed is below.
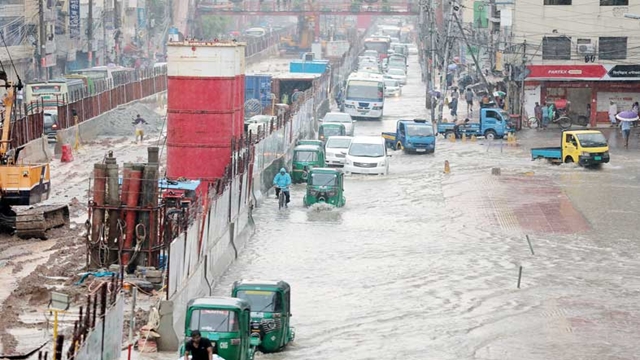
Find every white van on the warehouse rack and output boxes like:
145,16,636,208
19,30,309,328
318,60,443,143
344,136,389,175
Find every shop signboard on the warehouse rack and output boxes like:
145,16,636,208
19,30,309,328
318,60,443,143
69,0,80,39
526,65,607,79
607,65,640,78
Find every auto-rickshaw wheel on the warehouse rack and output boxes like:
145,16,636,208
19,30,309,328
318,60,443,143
396,142,403,151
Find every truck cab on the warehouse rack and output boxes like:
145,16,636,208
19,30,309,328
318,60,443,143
437,108,513,140
382,119,436,153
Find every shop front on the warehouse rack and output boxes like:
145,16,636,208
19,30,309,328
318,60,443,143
524,64,640,126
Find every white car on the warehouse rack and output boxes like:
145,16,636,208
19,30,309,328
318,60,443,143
384,79,402,97
407,43,419,55
325,136,353,166
386,68,407,85
344,136,389,175
322,112,355,136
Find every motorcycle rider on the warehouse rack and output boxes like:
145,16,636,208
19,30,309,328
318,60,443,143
273,167,291,206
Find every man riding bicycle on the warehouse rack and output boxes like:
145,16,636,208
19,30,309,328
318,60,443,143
273,167,291,207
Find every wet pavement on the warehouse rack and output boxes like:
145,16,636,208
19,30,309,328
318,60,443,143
133,54,640,360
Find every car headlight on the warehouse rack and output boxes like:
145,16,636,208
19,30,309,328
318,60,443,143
581,152,591,157
327,152,334,157
346,159,352,165
378,161,386,166
372,106,383,110
345,104,355,109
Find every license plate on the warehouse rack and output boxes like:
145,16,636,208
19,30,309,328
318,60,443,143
594,156,602,161
416,148,426,152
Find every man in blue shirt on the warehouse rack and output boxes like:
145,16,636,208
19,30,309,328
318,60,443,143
621,119,631,148
273,167,291,206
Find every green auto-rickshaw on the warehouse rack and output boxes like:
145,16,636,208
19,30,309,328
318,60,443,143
232,280,295,353
292,144,325,184
296,139,324,148
181,297,260,360
318,123,346,142
303,168,346,207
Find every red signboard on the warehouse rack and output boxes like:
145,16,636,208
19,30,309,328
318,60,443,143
527,65,607,79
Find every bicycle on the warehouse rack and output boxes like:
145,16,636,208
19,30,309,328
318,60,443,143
278,187,289,210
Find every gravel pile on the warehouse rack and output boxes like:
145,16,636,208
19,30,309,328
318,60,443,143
89,102,166,137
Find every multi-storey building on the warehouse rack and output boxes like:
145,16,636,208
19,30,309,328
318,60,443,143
513,0,640,125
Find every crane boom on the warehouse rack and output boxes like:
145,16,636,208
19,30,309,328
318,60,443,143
1,84,14,157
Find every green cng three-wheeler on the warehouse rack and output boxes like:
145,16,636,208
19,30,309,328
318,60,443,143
180,297,260,360
232,280,295,353
318,123,346,142
303,168,346,207
292,144,325,184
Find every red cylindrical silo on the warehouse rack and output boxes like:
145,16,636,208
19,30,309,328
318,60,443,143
166,41,243,180
232,45,246,139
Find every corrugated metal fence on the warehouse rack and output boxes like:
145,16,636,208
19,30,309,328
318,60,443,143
9,28,289,149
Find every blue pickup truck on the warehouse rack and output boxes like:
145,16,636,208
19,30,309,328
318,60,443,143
437,108,514,140
382,119,436,153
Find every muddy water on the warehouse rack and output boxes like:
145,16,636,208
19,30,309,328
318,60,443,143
141,55,640,360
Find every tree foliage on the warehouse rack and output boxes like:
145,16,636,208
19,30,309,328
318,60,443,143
195,15,232,39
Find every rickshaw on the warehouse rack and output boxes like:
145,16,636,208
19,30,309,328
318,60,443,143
303,168,346,208
292,144,325,184
180,297,260,360
318,123,346,142
232,280,295,353
296,139,324,147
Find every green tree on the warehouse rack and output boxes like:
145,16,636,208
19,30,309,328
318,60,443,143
195,15,232,39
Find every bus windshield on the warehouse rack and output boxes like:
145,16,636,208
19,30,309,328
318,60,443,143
347,81,383,102
364,41,389,54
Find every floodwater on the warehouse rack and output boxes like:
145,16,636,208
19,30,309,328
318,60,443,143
145,56,640,360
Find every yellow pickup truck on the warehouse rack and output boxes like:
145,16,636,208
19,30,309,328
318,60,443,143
530,130,610,167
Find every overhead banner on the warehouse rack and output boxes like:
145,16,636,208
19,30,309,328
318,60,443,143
69,0,80,39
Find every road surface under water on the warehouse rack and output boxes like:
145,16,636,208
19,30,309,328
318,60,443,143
146,55,640,360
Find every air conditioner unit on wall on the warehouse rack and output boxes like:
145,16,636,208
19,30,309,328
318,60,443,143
578,44,595,55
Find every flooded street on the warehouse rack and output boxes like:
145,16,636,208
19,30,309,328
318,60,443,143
146,55,640,360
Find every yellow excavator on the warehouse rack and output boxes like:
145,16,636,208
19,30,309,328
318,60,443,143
0,71,69,239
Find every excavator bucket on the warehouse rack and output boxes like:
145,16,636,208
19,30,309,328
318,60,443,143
13,205,70,239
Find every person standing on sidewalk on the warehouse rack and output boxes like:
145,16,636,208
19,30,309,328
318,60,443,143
621,119,631,148
541,102,549,130
609,101,618,127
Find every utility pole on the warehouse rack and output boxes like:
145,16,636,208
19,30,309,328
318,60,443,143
114,0,121,65
438,3,456,123
453,13,488,88
488,0,496,71
88,0,93,67
38,0,46,80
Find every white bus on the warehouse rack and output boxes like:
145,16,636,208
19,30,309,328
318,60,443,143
24,78,85,113
342,72,385,120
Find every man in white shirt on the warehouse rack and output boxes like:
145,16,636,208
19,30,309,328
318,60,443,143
609,101,618,127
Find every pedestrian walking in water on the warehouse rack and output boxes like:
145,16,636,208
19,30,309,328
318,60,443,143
132,114,148,144
609,101,618,127
621,117,631,147
534,102,542,129
449,96,458,119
